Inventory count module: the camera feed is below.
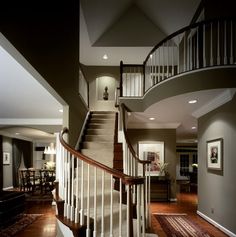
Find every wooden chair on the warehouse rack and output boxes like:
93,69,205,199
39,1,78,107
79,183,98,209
19,168,40,194
39,169,56,194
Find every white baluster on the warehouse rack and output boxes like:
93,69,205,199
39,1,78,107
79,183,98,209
64,149,67,218
93,167,97,237
80,161,84,225
177,35,180,73
217,21,221,65
86,164,91,237
203,24,206,67
158,48,160,82
184,34,186,71
101,170,105,237
210,23,213,66
230,21,234,64
110,175,114,237
172,40,174,76
70,154,75,221
162,43,165,79
141,184,145,237
224,20,227,65
126,185,130,237
67,154,71,219
119,179,122,237
196,27,199,69
75,158,79,223
167,41,169,78
137,185,141,237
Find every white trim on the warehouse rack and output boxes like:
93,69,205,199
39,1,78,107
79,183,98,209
170,198,177,202
0,32,66,106
192,89,236,118
0,118,62,125
75,111,90,150
197,210,236,237
3,186,14,190
128,122,180,129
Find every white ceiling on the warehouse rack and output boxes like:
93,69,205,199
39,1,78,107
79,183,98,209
0,36,64,142
127,89,236,143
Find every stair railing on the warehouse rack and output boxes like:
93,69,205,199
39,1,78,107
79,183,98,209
120,17,236,97
121,103,152,229
58,127,147,237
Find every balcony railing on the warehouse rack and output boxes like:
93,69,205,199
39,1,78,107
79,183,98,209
120,17,236,97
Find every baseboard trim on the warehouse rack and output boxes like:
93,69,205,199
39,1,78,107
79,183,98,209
197,210,236,237
170,198,177,202
3,186,13,190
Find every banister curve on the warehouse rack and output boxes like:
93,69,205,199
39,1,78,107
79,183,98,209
144,16,236,64
121,103,151,166
59,127,144,185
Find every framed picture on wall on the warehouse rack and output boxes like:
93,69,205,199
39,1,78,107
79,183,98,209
138,141,164,176
3,152,10,165
207,138,223,170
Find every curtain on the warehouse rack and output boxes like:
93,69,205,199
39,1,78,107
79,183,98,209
12,139,33,187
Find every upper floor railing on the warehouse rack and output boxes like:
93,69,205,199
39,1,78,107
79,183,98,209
120,17,236,97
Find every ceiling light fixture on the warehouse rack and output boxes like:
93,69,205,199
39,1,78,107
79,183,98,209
103,54,108,60
59,109,63,113
15,133,20,135
149,117,155,121
191,126,197,130
188,99,197,104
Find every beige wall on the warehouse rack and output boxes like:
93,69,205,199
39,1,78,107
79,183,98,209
198,94,236,234
81,65,120,111
127,129,177,199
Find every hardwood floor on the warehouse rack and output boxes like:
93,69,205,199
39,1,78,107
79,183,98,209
12,191,228,237
14,201,57,237
150,191,228,237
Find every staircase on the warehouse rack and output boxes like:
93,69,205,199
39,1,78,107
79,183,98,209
81,111,116,168
57,111,155,237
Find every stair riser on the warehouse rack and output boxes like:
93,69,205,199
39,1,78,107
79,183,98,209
84,135,114,142
88,124,114,129
82,142,113,149
86,129,114,135
90,119,115,124
91,114,116,119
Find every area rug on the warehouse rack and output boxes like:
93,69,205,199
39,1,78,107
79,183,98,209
154,213,213,237
0,214,42,237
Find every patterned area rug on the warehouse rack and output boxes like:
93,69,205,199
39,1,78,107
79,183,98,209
154,213,213,237
0,214,42,237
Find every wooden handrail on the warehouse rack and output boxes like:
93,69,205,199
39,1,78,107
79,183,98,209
144,16,236,64
59,127,144,186
121,103,151,166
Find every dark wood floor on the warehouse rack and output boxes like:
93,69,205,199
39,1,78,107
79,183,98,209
12,191,228,237
150,191,228,237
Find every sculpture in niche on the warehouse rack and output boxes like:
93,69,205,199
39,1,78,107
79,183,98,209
103,86,109,100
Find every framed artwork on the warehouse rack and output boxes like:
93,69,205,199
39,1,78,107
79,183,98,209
207,138,223,170
3,152,10,165
138,141,164,176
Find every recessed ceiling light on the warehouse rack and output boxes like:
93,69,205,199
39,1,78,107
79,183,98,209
188,99,197,104
192,126,197,130
59,109,63,113
15,133,20,135
149,117,155,121
103,54,108,60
